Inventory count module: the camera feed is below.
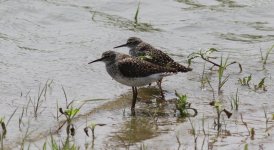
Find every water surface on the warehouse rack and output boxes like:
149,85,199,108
0,0,274,149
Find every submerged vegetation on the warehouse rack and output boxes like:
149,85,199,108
260,44,274,69
88,1,160,32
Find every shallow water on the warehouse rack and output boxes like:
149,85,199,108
0,0,274,149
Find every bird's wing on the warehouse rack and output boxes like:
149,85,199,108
137,44,192,72
136,44,174,66
118,58,176,78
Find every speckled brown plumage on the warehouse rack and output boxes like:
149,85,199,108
118,57,177,77
114,37,192,72
134,42,192,72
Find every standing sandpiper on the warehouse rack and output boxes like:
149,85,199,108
114,37,192,98
88,51,177,115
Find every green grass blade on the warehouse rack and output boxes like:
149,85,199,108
134,1,140,24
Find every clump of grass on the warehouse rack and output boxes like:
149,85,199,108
260,44,274,69
230,88,240,110
189,50,236,135
217,56,231,94
175,92,189,117
188,117,198,149
175,91,198,117
59,106,80,136
188,49,242,95
19,121,31,150
28,81,51,118
187,48,242,73
130,1,160,32
134,1,140,25
188,48,219,68
238,75,252,86
89,6,160,32
200,63,207,89
0,108,17,150
239,75,267,91
210,100,232,135
43,133,80,150
263,106,270,132
250,128,255,140
202,55,234,95
84,122,106,139
57,87,85,136
254,77,267,91
0,117,7,150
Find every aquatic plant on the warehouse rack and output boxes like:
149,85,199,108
175,91,189,117
19,121,31,150
59,106,80,136
217,56,231,94
42,133,80,150
187,48,242,72
0,117,6,150
0,109,17,150
200,63,207,89
57,87,85,136
134,1,140,25
175,91,197,117
89,1,160,32
239,75,267,91
238,75,252,86
254,77,267,91
210,100,232,135
263,106,270,132
230,88,240,110
188,117,198,149
84,122,106,139
250,128,255,140
28,80,52,118
260,44,274,69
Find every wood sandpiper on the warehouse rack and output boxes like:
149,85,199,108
88,50,178,115
114,37,192,98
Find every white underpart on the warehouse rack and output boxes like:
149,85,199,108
112,72,176,87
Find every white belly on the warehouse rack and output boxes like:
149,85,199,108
105,63,175,87
113,74,163,87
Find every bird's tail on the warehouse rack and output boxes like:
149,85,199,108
179,66,192,72
159,72,177,77
169,62,192,72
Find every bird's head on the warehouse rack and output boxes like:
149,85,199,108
114,37,143,49
88,51,117,64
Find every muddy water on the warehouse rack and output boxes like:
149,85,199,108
0,0,274,149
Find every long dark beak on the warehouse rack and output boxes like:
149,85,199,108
114,43,128,48
88,57,105,64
